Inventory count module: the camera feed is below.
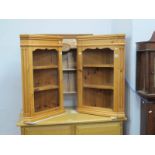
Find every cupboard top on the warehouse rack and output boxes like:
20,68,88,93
77,34,125,47
20,34,63,47
20,34,126,47
136,31,155,51
20,34,63,40
77,34,125,40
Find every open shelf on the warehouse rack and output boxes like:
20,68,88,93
82,48,114,110
83,84,113,90
83,64,114,68
34,89,59,112
33,69,58,87
62,47,77,107
83,48,114,66
34,85,58,92
62,48,77,92
32,48,60,113
83,88,113,109
33,65,58,70
62,49,76,69
63,70,76,92
63,68,76,71
64,91,77,94
33,49,58,66
83,68,113,86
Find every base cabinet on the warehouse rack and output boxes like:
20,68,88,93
21,122,122,135
18,108,124,135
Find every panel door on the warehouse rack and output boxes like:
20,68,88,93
147,104,155,134
20,35,65,122
22,125,74,135
32,48,63,118
76,122,122,135
80,48,114,109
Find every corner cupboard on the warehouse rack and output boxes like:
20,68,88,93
20,34,126,122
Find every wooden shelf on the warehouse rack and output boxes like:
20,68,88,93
64,91,77,94
83,84,113,90
83,64,114,68
137,90,155,99
33,65,58,70
63,68,76,71
34,85,58,92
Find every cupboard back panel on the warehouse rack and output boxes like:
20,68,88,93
33,49,58,66
34,90,59,112
83,48,114,65
62,49,77,68
83,68,113,86
63,72,76,92
83,88,113,109
33,69,58,87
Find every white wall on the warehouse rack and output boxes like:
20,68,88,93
129,20,155,134
111,19,155,134
111,19,134,134
0,19,111,134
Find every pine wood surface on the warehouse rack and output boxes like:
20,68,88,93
20,34,126,122
17,108,126,127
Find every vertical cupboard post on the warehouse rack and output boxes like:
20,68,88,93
58,47,64,110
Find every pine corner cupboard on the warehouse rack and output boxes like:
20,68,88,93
19,34,126,124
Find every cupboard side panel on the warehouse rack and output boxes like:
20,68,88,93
21,48,32,117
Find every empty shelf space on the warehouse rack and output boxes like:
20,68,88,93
83,84,114,90
83,88,113,109
83,64,114,68
33,49,58,66
34,85,58,92
63,68,76,71
34,89,59,112
83,48,114,65
33,65,58,70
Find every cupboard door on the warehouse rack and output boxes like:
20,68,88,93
22,125,74,135
77,35,125,118
20,35,65,122
31,48,64,119
33,49,59,112
147,104,155,134
82,48,114,109
141,101,155,135
76,122,122,135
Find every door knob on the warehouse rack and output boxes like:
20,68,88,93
148,110,152,114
